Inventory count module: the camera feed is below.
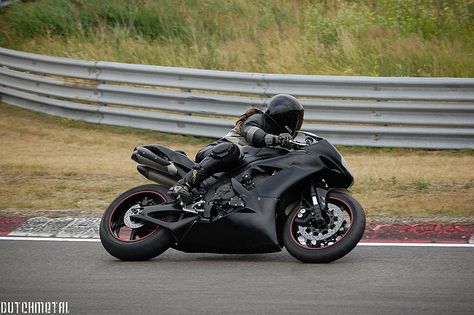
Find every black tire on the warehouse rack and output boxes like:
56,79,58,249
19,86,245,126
99,184,174,261
283,190,365,263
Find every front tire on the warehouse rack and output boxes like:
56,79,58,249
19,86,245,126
283,190,365,263
100,184,174,261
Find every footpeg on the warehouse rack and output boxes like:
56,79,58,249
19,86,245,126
182,200,205,214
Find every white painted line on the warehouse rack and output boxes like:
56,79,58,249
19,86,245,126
0,237,473,247
358,242,474,248
0,236,100,242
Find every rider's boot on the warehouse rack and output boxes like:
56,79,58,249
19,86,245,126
168,166,208,205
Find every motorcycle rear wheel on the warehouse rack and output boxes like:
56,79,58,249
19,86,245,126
99,184,174,261
283,190,365,263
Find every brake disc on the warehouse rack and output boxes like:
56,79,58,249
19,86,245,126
123,204,145,229
297,203,344,243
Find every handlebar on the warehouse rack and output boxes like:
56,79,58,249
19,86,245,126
290,131,324,149
290,139,308,147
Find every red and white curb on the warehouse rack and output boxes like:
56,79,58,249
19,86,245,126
0,216,99,238
0,216,473,245
363,223,474,244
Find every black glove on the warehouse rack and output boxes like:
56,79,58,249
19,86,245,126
276,133,293,149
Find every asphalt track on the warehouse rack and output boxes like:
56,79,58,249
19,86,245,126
0,240,472,315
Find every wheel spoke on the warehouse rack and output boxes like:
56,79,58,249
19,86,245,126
112,222,125,236
130,228,139,241
112,225,121,237
112,221,125,229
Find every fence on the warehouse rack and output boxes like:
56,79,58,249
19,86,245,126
0,0,16,8
0,47,473,149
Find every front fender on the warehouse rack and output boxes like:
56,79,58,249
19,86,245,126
328,188,352,195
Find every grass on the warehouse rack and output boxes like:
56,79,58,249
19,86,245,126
0,1,472,217
1,102,473,217
0,0,473,76
0,102,210,213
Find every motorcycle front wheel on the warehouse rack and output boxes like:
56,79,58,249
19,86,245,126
283,190,365,263
99,184,174,261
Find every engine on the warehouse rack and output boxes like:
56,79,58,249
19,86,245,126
208,182,245,218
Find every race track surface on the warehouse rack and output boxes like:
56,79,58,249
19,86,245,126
0,240,472,315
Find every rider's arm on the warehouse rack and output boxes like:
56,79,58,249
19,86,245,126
242,113,278,147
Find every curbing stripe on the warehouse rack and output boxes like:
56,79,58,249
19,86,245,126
8,217,50,236
0,216,27,236
0,236,100,242
55,218,100,238
2,217,474,243
357,242,474,248
0,236,474,248
8,217,100,239
363,223,474,243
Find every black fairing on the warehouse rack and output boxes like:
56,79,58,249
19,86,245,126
305,140,354,188
135,136,354,254
173,196,281,254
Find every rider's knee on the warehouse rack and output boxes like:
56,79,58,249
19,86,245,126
209,142,240,161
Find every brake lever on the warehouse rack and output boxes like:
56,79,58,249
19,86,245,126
290,140,308,147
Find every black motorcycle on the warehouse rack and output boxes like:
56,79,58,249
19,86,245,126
99,132,365,263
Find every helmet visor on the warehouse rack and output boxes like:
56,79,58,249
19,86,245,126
280,109,304,136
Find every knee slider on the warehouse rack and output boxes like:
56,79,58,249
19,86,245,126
209,142,239,160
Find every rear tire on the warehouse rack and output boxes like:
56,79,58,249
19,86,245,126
283,190,365,263
99,184,174,261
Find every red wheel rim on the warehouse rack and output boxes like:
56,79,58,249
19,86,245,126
108,190,167,243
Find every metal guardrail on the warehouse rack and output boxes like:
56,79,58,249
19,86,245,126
0,47,473,149
0,0,16,8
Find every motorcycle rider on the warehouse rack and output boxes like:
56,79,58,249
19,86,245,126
169,94,304,205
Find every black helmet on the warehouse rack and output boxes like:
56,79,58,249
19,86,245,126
265,94,304,136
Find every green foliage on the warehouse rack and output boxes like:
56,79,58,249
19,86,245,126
1,0,473,77
414,179,430,191
5,0,76,37
3,0,293,43
302,2,374,46
6,0,192,41
302,0,474,46
373,0,474,39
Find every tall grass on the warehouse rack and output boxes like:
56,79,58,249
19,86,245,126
2,102,473,215
1,0,473,76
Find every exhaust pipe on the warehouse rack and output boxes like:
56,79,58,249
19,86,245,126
137,165,178,187
131,146,178,176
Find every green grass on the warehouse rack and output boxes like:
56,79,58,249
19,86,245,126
1,0,473,76
1,102,473,217
0,1,473,217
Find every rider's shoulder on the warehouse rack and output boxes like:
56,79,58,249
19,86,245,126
243,110,265,124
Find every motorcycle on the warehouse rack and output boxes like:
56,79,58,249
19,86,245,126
99,132,366,263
